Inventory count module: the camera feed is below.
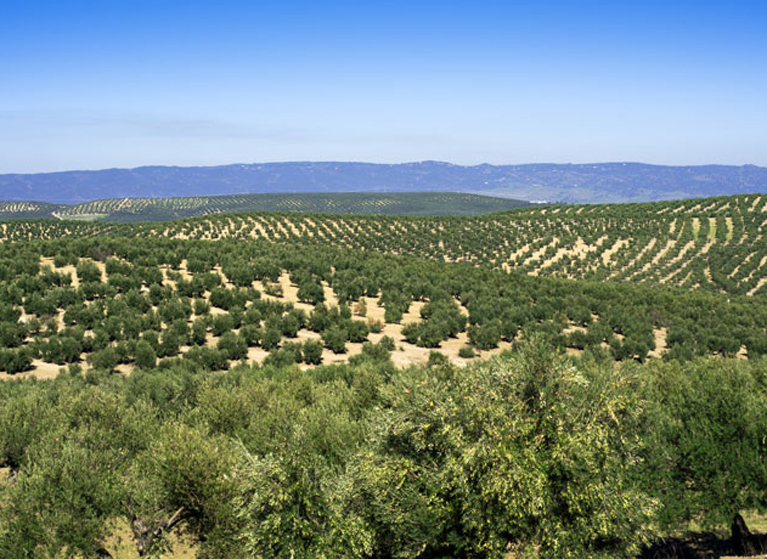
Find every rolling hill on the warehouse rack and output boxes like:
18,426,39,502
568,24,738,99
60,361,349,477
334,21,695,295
2,190,767,558
3,193,767,296
0,192,535,222
2,161,766,204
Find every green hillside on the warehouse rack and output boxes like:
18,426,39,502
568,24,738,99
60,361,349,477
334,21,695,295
2,193,767,557
142,193,767,295
0,192,535,221
5,193,764,295
0,201,60,220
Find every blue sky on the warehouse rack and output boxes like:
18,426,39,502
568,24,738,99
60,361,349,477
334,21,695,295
1,0,766,172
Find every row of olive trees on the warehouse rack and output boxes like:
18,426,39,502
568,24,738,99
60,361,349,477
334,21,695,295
2,236,767,376
2,192,766,293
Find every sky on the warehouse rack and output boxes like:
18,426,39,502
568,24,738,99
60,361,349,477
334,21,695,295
1,0,766,173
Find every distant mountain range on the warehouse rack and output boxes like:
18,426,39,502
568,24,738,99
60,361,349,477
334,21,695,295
1,161,766,205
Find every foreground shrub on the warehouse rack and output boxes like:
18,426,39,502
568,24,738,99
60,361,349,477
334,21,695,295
3,341,767,557
640,357,767,529
351,340,657,558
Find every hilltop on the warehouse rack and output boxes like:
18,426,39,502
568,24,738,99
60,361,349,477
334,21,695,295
2,161,766,204
0,192,535,222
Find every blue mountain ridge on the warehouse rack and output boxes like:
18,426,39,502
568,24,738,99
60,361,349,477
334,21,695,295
2,161,766,205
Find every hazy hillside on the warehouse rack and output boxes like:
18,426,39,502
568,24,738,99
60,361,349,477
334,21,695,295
0,192,534,222
2,161,766,204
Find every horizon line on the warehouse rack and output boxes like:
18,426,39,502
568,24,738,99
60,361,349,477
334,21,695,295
2,160,765,176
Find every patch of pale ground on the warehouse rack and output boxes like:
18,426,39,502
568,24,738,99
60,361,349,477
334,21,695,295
725,216,734,241
20,308,66,332
211,265,234,288
176,260,193,281
524,237,560,272
102,517,196,559
272,219,293,239
323,219,345,239
701,201,721,213
648,327,668,359
401,300,425,323
601,239,629,266
699,240,714,256
636,239,677,276
744,254,767,284
320,341,365,366
246,346,271,363
502,243,534,270
203,332,218,348
738,344,749,360
748,276,767,297
316,223,333,241
562,324,587,336
537,236,605,274
41,256,106,284
728,252,754,278
286,218,307,237
40,257,80,287
323,282,339,307
115,364,135,376
172,229,190,240
609,238,656,279
358,296,386,323
158,265,177,290
658,240,697,283
659,260,695,287
749,196,763,212
262,273,314,313
0,360,63,381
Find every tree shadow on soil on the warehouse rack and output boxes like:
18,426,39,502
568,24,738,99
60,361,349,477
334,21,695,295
640,532,733,559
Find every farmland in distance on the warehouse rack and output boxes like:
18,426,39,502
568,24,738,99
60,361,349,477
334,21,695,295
0,192,535,222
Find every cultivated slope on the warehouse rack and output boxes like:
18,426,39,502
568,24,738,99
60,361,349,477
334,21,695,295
3,194,767,295
0,192,534,221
